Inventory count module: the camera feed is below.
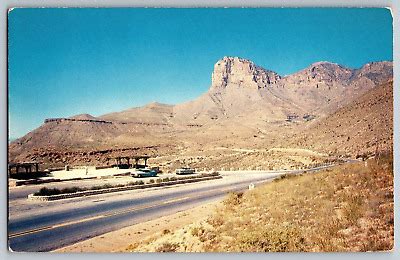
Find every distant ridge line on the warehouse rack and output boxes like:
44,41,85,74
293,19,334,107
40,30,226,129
44,118,113,124
43,117,184,127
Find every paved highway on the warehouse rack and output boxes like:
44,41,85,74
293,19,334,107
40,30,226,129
8,166,334,252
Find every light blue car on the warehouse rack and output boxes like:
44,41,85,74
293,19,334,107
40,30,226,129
131,169,158,178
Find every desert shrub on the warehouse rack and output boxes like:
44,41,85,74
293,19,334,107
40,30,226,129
60,187,84,194
162,229,171,235
90,184,113,190
342,194,364,225
149,179,155,184
155,242,180,252
101,184,113,189
126,243,139,251
236,225,305,252
128,180,144,186
183,175,195,180
274,173,296,182
34,187,62,196
191,226,216,242
223,192,244,207
190,226,203,237
206,213,224,228
199,230,216,243
34,186,84,196
136,180,145,185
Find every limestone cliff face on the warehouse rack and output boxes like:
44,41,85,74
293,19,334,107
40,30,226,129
9,56,393,166
211,56,281,90
173,56,393,124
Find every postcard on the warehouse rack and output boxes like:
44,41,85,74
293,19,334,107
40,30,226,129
7,8,393,252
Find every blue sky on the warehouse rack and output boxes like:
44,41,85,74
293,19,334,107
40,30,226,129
8,8,392,138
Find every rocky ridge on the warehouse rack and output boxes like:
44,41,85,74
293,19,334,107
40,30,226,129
8,57,393,169
287,80,393,157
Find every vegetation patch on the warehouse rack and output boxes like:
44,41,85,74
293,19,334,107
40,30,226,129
273,173,299,182
33,180,145,196
155,242,180,252
33,172,220,196
33,187,82,196
130,153,393,252
223,192,244,207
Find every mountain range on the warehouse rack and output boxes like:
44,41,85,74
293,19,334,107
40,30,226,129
8,57,393,171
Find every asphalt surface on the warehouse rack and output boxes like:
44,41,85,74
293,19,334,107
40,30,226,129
8,166,335,252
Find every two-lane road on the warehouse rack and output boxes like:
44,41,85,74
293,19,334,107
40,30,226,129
8,166,335,252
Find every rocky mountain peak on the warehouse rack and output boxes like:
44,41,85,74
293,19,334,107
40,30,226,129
349,61,393,85
9,56,394,168
211,56,281,91
303,61,354,83
145,101,170,108
357,61,393,76
69,114,97,120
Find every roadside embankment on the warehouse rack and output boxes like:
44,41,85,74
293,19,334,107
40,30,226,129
126,154,393,252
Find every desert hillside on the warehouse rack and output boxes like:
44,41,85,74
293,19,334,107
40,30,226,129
126,155,394,252
287,80,393,157
8,57,393,170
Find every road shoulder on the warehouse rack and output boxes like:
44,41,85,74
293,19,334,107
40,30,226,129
54,200,221,253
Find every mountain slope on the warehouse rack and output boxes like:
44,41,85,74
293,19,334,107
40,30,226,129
288,80,393,156
8,57,393,168
101,102,174,125
174,57,392,124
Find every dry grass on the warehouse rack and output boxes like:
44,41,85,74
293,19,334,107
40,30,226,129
155,242,180,252
130,153,393,252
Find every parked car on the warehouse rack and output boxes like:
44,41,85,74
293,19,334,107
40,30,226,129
175,167,195,175
131,169,158,178
150,166,161,173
